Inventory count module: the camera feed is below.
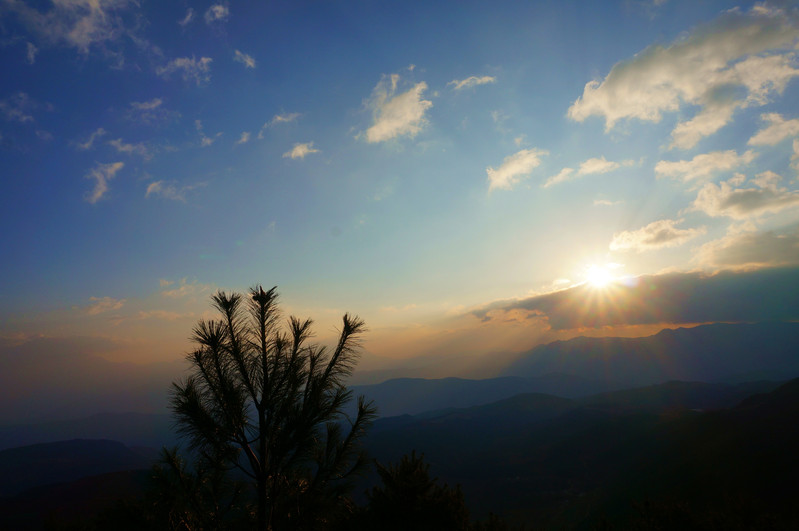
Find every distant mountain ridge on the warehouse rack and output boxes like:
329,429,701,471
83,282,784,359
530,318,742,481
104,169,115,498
501,321,799,385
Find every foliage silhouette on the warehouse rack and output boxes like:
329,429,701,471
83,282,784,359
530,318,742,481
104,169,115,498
353,450,471,530
161,286,376,530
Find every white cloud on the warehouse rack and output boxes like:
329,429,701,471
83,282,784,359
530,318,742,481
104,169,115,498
76,127,106,150
145,180,204,202
26,41,37,64
108,138,150,159
84,161,124,204
2,0,136,55
363,74,433,143
610,219,706,251
236,132,251,144
543,168,574,188
697,224,799,269
487,148,548,191
669,99,739,150
543,156,628,188
283,142,319,160
655,150,757,182
86,296,125,315
156,56,212,85
448,75,497,91
748,113,799,146
594,198,623,206
578,156,622,175
204,4,229,24
178,8,195,26
233,50,255,68
567,5,799,148
692,171,799,219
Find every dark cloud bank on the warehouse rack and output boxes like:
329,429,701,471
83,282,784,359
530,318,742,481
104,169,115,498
475,266,799,330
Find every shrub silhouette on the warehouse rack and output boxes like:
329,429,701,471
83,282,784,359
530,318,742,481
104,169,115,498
158,286,376,530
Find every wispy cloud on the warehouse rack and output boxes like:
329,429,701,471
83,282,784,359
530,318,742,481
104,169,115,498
486,148,548,191
145,180,205,202
544,156,630,188
283,142,319,160
178,8,195,27
156,56,212,85
195,120,221,147
86,296,125,316
0,92,37,123
108,138,151,159
236,132,251,144
161,278,211,298
2,0,137,55
448,75,496,91
204,4,230,24
610,219,706,252
84,161,124,204
568,5,799,149
233,50,256,68
126,98,178,125
26,41,37,64
258,112,301,138
692,171,799,219
655,150,757,182
748,113,799,146
76,127,106,150
362,74,433,143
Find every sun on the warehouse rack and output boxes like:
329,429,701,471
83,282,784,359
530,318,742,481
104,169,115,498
585,264,614,288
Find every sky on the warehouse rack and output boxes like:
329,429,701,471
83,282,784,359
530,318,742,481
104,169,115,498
1,0,798,368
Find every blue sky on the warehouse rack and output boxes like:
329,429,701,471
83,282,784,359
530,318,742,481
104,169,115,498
1,1,798,365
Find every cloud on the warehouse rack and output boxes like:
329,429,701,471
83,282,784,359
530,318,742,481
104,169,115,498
145,180,204,202
748,113,799,146
204,4,229,24
2,0,137,55
793,139,799,171
487,148,548,191
0,92,37,123
194,120,221,147
567,5,799,149
692,171,799,219
108,138,150,159
283,142,319,160
258,112,301,138
655,150,757,182
76,127,106,150
543,156,629,188
86,296,125,316
125,98,178,125
26,41,37,64
543,168,574,188
156,56,212,85
161,278,210,298
178,8,195,26
610,219,706,251
84,161,124,204
472,266,799,330
594,198,623,206
233,50,255,69
448,75,497,91
236,132,250,144
363,74,433,143
697,225,799,269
